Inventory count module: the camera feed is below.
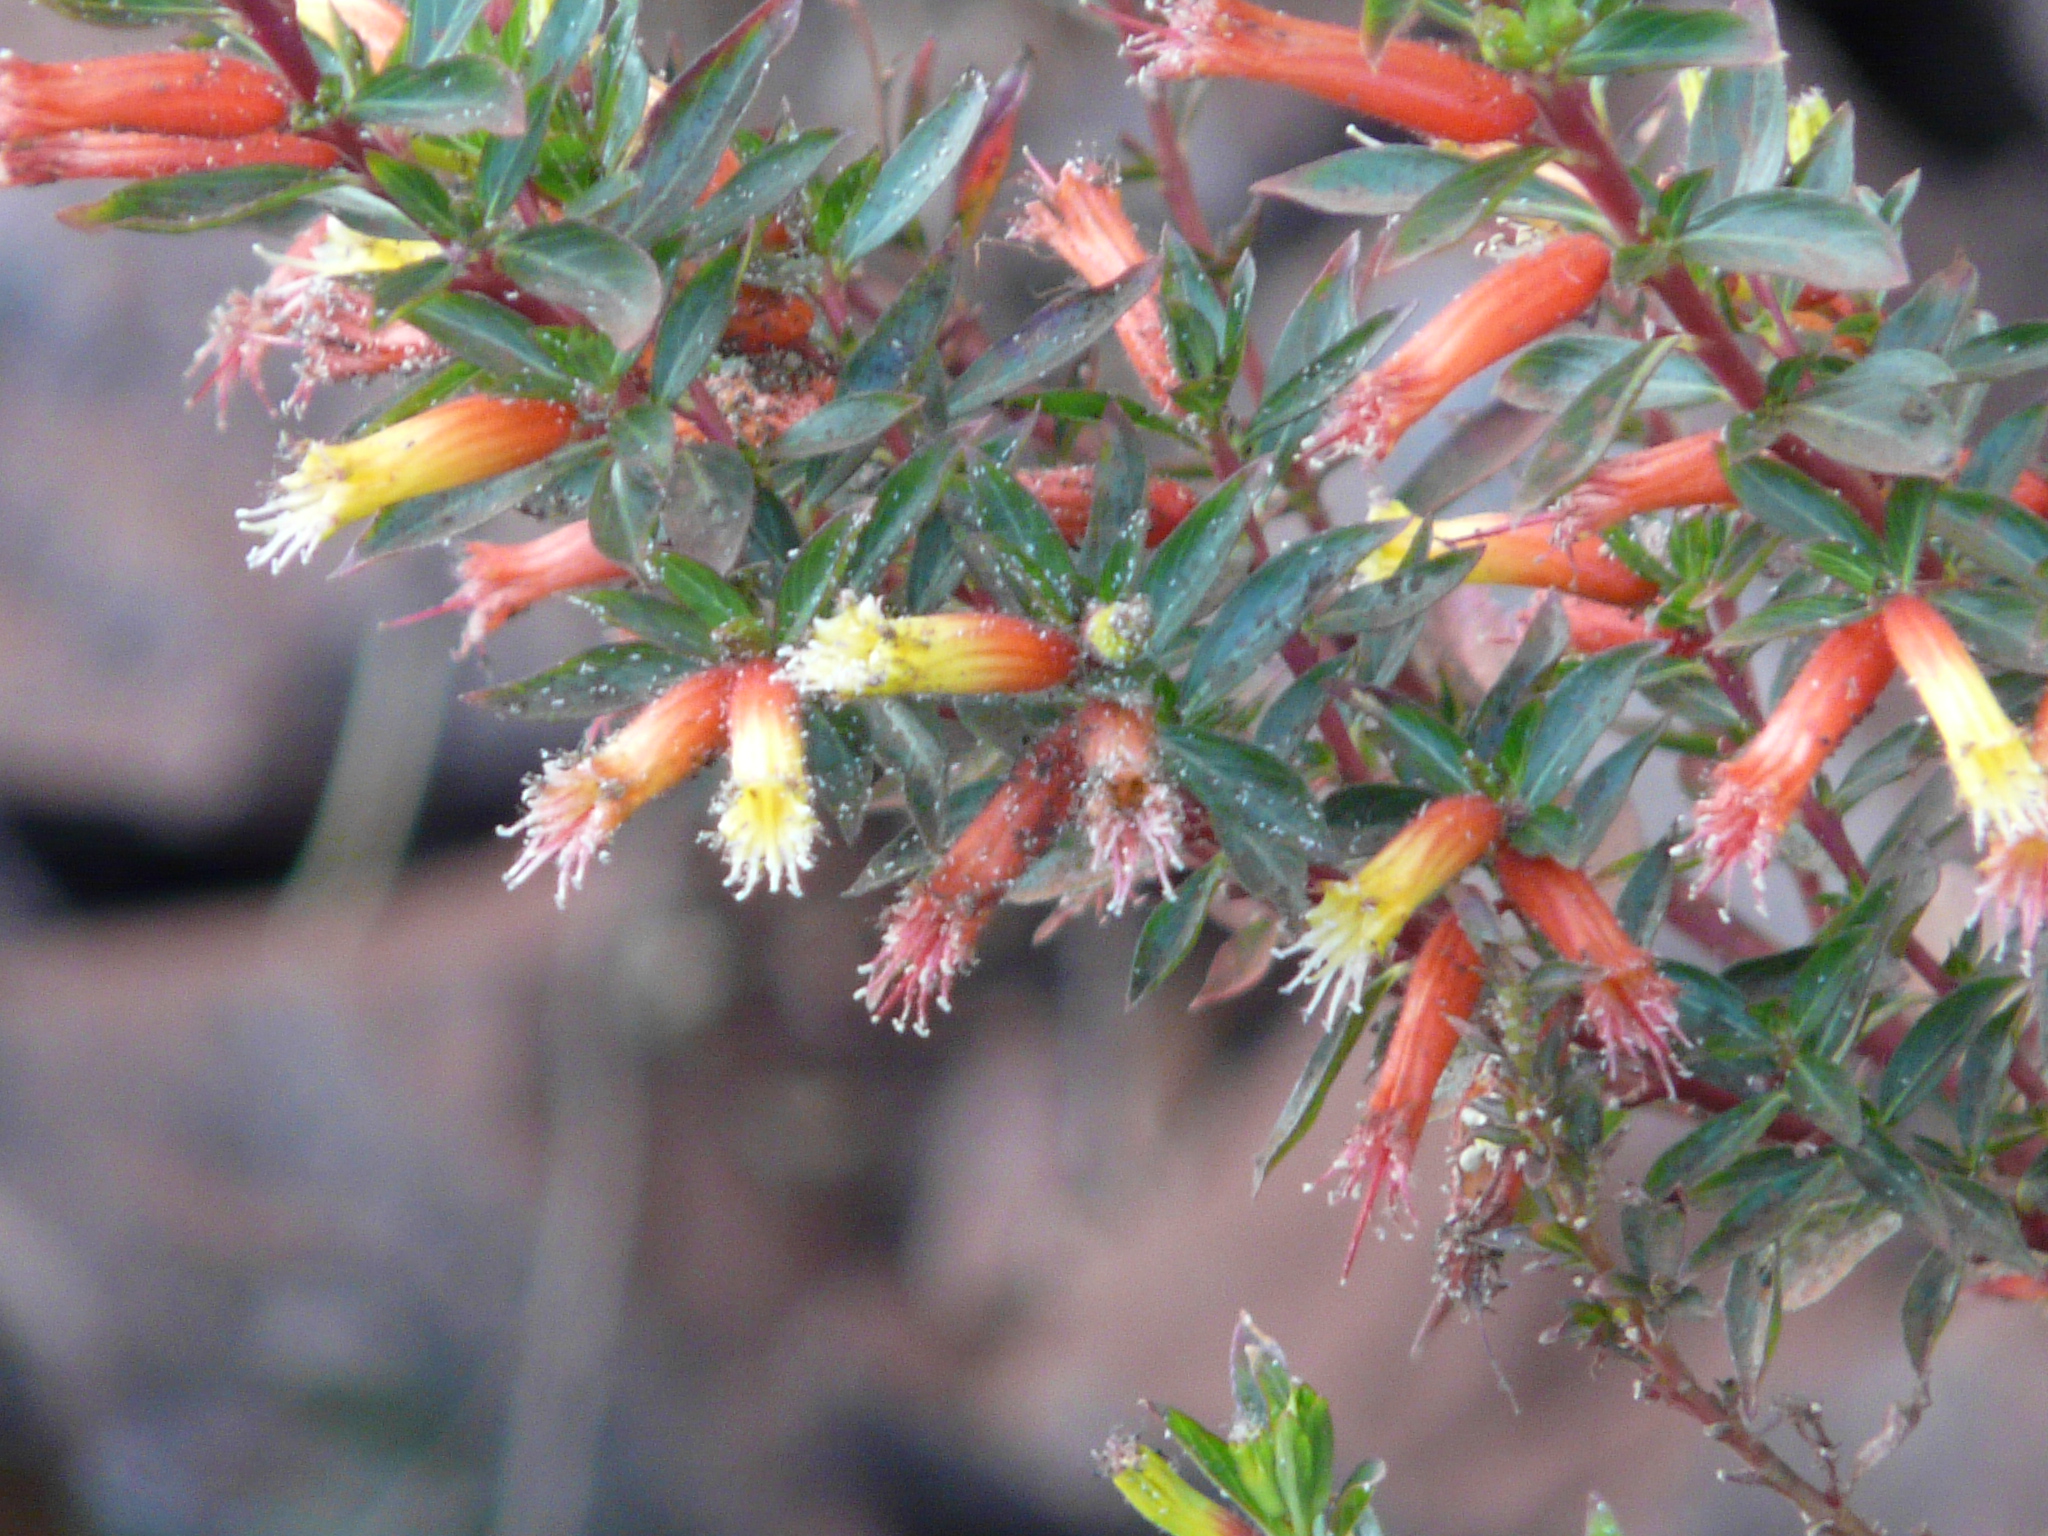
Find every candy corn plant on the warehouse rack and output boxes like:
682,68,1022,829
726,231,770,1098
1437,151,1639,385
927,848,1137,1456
9,0,2048,1529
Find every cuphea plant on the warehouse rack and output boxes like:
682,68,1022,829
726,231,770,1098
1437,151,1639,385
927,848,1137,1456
8,0,2048,1529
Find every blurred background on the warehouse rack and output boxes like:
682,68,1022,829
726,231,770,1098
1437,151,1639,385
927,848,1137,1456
3,0,2048,1532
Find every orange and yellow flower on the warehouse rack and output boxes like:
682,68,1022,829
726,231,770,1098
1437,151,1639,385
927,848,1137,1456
1683,616,1893,898
239,394,579,570
503,665,736,906
1282,794,1501,1025
1122,0,1536,145
707,660,820,898
1883,594,2048,845
1306,234,1611,466
782,594,1079,697
1975,689,2048,962
1010,156,1181,411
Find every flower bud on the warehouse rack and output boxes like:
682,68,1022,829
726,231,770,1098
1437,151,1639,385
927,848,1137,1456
783,594,1080,697
0,52,291,140
5,129,340,189
1015,465,1200,548
1281,794,1502,1026
1307,235,1611,466
1123,0,1536,145
1010,156,1181,411
503,665,736,906
239,395,579,570
707,660,820,898
1083,596,1153,666
1326,914,1482,1273
1682,616,1892,899
1883,594,2048,845
1494,849,1686,1091
861,720,1085,1031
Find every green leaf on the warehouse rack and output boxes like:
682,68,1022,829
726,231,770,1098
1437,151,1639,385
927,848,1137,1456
496,218,662,351
1252,967,1402,1192
1710,593,1867,651
1564,7,1761,75
624,0,799,242
837,71,987,261
1725,452,1878,551
364,152,461,240
1778,350,1963,476
1689,1155,1842,1273
1678,190,1909,292
1247,309,1403,443
685,127,841,253
569,589,714,659
1519,336,1681,508
352,56,526,135
959,457,1081,623
1691,64,1788,206
651,549,756,631
1497,335,1726,414
1902,1247,1961,1376
1378,701,1475,796
1950,321,2048,382
33,0,222,23
1518,644,1659,808
1389,146,1554,268
1361,0,1422,54
463,643,701,719
529,0,605,81
1568,726,1661,864
1785,1053,1865,1146
478,84,556,225
58,165,339,233
1315,549,1480,635
1266,232,1363,392
1397,403,1553,518
1840,1119,1947,1246
406,0,490,63
1129,860,1224,1005
1472,593,1569,757
1161,727,1327,909
1139,465,1263,654
1645,1091,1788,1198
844,239,958,392
1724,1251,1780,1409
1079,406,1149,595
354,442,605,559
660,440,757,571
1929,487,2048,598
1959,403,2048,499
650,243,744,405
1876,977,2012,1123
1253,142,1596,227
1180,525,1397,718
1876,256,1978,356
766,390,919,461
1159,1407,1259,1517
846,441,955,590
948,258,1161,414
776,515,860,644
408,291,574,387
1954,1010,2021,1156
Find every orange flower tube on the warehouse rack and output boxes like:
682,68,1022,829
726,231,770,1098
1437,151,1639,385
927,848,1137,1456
1556,595,1660,654
503,665,737,906
1976,688,2048,961
1015,465,1201,547
1325,914,1482,1273
783,595,1079,697
4,129,340,187
1459,523,1658,606
1075,699,1187,915
1683,616,1893,898
1124,0,1537,145
1307,235,1612,466
412,522,630,656
1010,156,1181,411
862,720,1085,1031
0,52,292,140
1550,431,1734,537
1494,848,1686,1089
709,660,820,899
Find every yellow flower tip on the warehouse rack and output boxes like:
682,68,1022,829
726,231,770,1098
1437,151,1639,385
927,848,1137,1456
708,659,819,898
1099,1437,1248,1536
1280,874,1409,1023
239,442,358,570
1352,497,1421,584
1977,834,2048,967
781,592,901,695
1675,67,1707,121
1954,735,2048,846
782,593,1081,697
268,215,442,278
1084,595,1152,665
1786,86,1832,164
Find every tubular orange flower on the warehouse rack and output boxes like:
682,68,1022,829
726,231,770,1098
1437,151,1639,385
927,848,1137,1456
1883,594,2048,845
1494,848,1686,1090
2013,470,2048,518
1457,520,1658,606
1556,595,1659,655
502,665,735,907
1016,465,1200,548
239,394,579,570
4,129,341,188
782,594,1080,697
1549,431,1734,539
1975,688,2048,962
862,721,1085,1032
1306,234,1611,466
1682,617,1893,899
1010,156,1181,411
408,522,629,656
1075,700,1188,915
1325,914,1482,1272
1123,0,1537,145
1281,794,1502,1026
707,660,820,898
0,52,291,140
298,0,408,69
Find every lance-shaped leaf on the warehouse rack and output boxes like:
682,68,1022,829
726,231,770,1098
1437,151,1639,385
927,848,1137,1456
624,0,800,242
775,515,860,643
1266,232,1363,390
352,56,526,135
61,165,340,233
1959,403,2048,498
1519,336,1681,508
1139,465,1263,654
650,244,743,405
1389,146,1553,268
36,0,221,20
948,258,1160,414
1517,643,1660,807
406,0,490,63
353,441,606,560
1645,1091,1789,1198
837,71,987,261
1315,549,1480,635
1929,487,2048,599
1902,1248,1961,1377
651,550,756,631
1876,257,1978,356
1252,967,1403,1191
1725,452,1878,551
766,390,919,461
1688,1154,1844,1273
1778,350,1962,476
959,457,1080,622
1180,524,1397,718
496,219,662,351
1360,0,1421,55
570,590,715,660
1253,141,1597,226
1949,321,2048,382
1691,64,1788,207
846,441,955,590
529,0,606,81
1678,189,1909,292
1724,1252,1780,1410
685,127,841,253
1497,335,1726,414
1129,860,1224,1005
1563,6,1762,74
844,238,958,392
1080,405,1149,595
1247,308,1403,443
954,53,1031,241
1877,977,2012,1123
464,644,702,720
1161,728,1328,900
406,290,574,386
